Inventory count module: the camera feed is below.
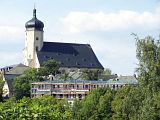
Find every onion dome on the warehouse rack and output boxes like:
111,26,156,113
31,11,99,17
25,9,44,31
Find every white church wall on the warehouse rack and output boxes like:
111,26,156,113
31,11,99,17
25,29,35,59
23,28,43,67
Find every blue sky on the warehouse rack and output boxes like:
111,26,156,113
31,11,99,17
0,0,160,75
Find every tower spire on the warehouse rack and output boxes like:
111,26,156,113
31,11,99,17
33,3,36,18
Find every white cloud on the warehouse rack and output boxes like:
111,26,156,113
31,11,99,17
0,52,22,68
0,26,23,42
89,38,137,75
62,8,160,33
46,8,160,75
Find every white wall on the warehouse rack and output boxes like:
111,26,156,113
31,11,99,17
23,28,43,67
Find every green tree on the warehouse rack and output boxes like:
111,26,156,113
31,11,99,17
136,36,160,92
100,68,117,80
13,68,41,100
59,72,73,81
13,76,30,99
77,88,107,120
97,88,114,120
0,96,72,120
72,99,82,120
29,95,72,120
112,86,145,120
38,59,60,76
82,69,102,80
138,94,157,120
153,92,160,119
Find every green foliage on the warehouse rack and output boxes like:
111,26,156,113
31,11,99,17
13,76,30,99
0,96,72,120
101,68,111,80
72,88,114,120
13,68,42,100
97,89,114,119
24,68,43,81
82,68,113,80
71,99,82,120
153,92,160,119
59,73,73,80
136,36,160,92
138,95,157,120
71,35,160,120
82,69,102,80
39,59,60,76
112,86,144,120
100,68,115,80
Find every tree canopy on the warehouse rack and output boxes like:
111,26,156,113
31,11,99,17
38,59,60,76
82,69,102,80
13,68,41,100
0,96,72,119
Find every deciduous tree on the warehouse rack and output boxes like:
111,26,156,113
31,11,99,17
136,36,160,92
13,68,41,99
38,59,60,76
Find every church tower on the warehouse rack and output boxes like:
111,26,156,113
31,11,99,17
23,8,44,67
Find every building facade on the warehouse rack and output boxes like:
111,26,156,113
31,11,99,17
31,77,138,104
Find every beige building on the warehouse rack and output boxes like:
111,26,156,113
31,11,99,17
31,77,138,104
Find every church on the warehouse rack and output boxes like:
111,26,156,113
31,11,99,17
23,9,104,71
1,8,104,98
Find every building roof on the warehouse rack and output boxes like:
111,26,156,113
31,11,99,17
25,9,44,31
37,42,104,69
107,76,138,84
32,78,138,85
116,76,137,80
5,63,29,75
4,74,20,92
